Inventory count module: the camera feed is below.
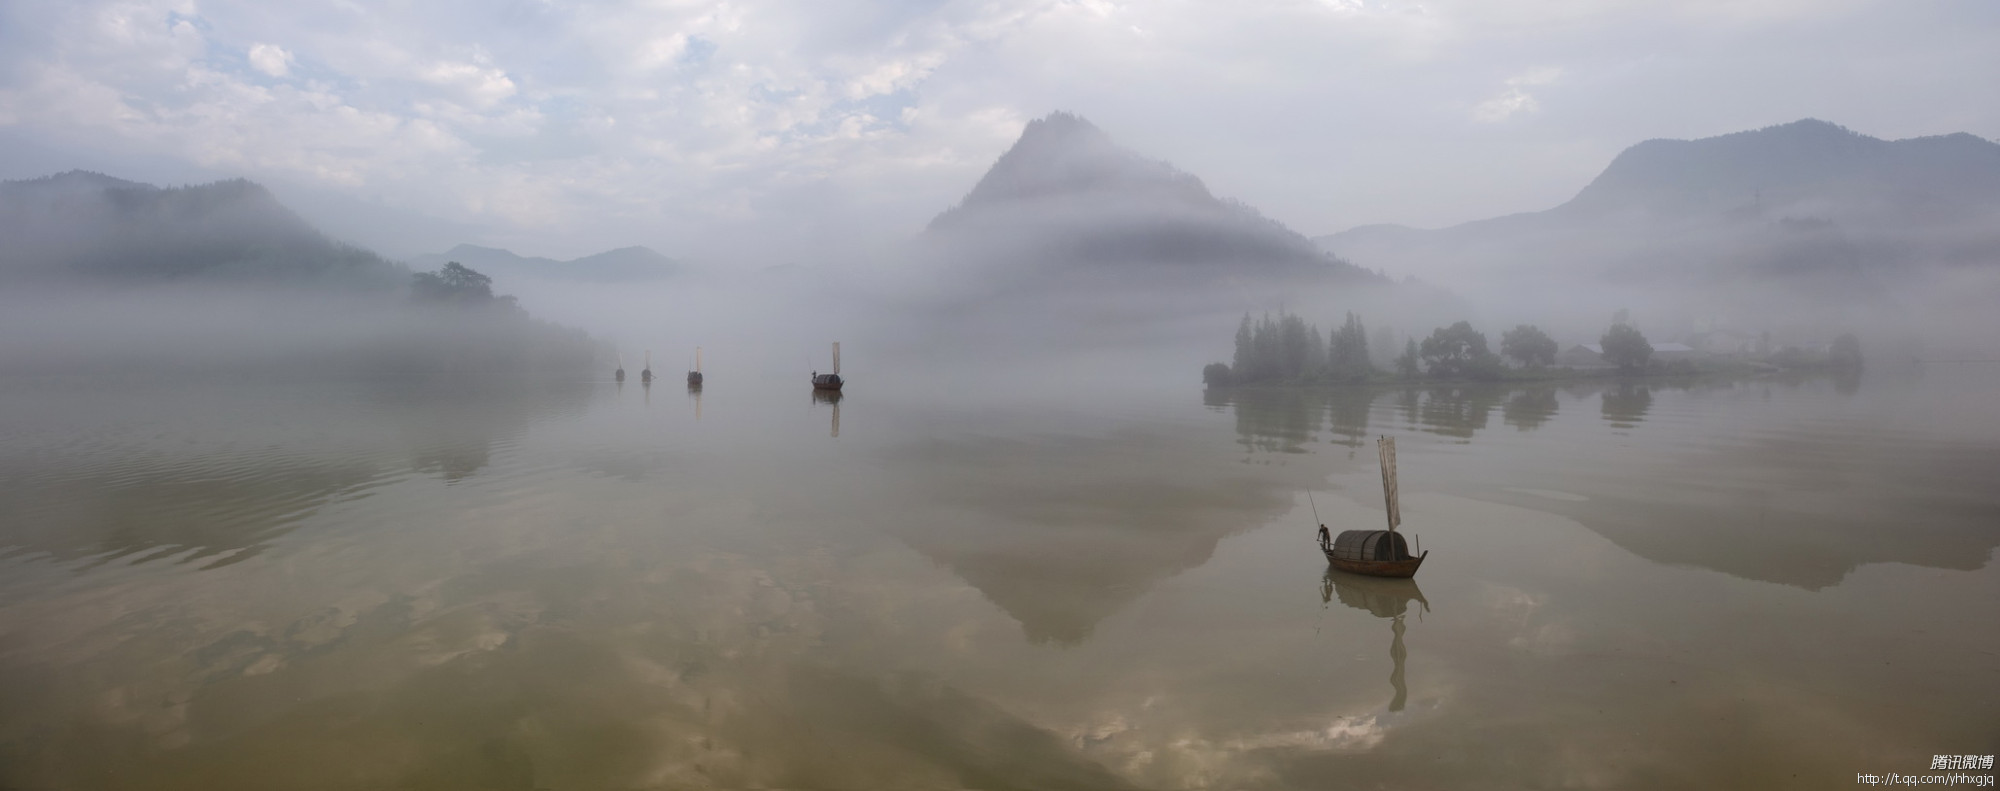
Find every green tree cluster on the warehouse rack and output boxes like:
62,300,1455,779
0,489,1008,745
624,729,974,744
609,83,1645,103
1208,310,1382,385
1600,323,1653,373
1418,321,1504,380
1229,312,1323,383
412,262,498,305
1501,324,1558,368
1327,312,1372,383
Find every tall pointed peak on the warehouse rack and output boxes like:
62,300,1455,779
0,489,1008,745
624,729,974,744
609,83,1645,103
931,111,1214,230
1010,111,1111,149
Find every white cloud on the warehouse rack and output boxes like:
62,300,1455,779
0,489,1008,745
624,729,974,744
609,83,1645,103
0,0,1992,259
1473,67,1563,123
419,58,517,108
247,43,292,77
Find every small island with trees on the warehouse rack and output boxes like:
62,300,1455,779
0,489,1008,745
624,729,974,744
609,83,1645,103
1202,310,1863,387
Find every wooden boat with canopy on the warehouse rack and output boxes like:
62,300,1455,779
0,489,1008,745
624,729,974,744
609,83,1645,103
811,342,844,391
687,347,703,386
1323,435,1427,578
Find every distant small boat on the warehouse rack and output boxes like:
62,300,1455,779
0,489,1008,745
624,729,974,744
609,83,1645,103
1322,435,1427,578
640,350,653,384
614,352,626,383
812,342,844,391
687,346,703,386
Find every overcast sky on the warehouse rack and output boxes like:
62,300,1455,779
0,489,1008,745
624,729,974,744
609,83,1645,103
2,0,1995,264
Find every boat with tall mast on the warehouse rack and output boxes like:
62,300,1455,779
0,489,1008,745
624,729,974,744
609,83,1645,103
811,342,844,391
1323,435,1427,578
687,347,703,386
640,350,653,384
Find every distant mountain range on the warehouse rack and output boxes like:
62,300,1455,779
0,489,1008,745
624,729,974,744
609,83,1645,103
925,112,1379,287
0,170,679,291
0,170,403,288
410,244,679,285
1316,120,2000,294
0,171,605,376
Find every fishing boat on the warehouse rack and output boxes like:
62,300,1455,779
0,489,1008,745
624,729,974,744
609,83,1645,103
811,342,844,391
614,352,626,383
687,347,703,386
1322,435,1428,578
640,350,654,384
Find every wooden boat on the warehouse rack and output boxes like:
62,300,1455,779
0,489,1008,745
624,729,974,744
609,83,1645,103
640,350,653,384
614,352,625,383
1321,435,1427,578
812,342,844,391
687,347,703,386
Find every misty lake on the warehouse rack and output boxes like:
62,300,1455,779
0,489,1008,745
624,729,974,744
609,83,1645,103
0,366,1995,790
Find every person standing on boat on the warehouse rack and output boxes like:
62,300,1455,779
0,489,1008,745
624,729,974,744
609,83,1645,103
1317,524,1331,550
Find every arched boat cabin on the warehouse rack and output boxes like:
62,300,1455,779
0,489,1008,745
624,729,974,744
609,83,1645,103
1330,530,1413,562
1324,529,1426,578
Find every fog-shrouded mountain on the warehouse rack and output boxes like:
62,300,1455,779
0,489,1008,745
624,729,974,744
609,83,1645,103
410,244,679,285
1559,119,2000,224
0,171,602,376
924,112,1379,288
1314,120,2000,343
0,170,404,289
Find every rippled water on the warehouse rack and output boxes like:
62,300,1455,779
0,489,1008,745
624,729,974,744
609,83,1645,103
0,366,1995,789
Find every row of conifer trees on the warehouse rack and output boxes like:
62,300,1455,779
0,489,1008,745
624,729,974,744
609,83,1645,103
1206,311,1378,386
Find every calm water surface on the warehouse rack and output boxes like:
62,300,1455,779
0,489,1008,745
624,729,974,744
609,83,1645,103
0,366,1995,789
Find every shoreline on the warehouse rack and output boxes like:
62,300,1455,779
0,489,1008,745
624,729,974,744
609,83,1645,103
1205,363,1861,390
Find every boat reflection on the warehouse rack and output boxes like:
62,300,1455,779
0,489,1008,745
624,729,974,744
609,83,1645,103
812,389,842,437
1324,569,1429,712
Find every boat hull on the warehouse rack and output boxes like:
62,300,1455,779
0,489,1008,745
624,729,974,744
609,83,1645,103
1323,549,1427,578
687,372,703,385
812,374,843,391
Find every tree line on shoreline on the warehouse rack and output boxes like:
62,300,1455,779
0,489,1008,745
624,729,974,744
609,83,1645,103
1202,311,1862,387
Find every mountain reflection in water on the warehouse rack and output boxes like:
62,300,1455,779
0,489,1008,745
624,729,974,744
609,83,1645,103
0,367,1993,789
1205,373,1999,589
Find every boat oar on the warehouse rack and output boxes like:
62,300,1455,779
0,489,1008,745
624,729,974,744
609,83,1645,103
1308,491,1326,549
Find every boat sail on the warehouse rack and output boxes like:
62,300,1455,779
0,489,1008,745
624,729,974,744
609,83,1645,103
1379,434,1400,531
1323,435,1428,578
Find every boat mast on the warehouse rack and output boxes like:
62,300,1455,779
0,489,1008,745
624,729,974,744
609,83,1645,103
1378,435,1401,532
696,347,702,373
833,342,840,376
